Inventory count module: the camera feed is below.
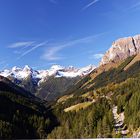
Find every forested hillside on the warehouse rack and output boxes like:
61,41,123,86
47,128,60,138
0,76,58,139
47,56,140,138
36,76,80,101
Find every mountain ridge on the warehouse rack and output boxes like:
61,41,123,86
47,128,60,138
100,34,140,66
0,65,95,101
0,64,96,80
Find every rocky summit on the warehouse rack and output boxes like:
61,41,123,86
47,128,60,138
100,35,140,65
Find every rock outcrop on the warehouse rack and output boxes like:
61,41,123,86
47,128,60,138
100,35,140,65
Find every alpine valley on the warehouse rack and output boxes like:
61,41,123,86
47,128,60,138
0,64,95,101
0,34,140,139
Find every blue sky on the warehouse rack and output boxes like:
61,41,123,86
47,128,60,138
0,0,140,70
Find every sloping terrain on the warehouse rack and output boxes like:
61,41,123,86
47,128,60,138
47,56,140,138
0,76,58,139
64,55,139,96
36,76,80,101
124,54,140,70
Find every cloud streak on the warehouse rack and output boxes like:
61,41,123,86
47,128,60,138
89,53,104,59
42,32,106,61
17,42,47,60
8,41,48,60
42,46,64,61
82,0,100,10
8,41,34,48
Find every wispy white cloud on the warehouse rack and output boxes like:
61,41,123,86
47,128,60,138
42,46,64,61
42,32,106,61
8,41,48,60
82,0,100,10
89,53,104,59
17,42,47,60
8,41,34,48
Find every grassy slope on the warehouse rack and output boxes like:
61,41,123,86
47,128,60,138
64,55,137,96
64,101,93,112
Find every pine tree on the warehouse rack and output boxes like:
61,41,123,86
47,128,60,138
102,115,111,138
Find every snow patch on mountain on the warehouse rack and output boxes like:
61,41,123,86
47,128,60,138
0,64,96,84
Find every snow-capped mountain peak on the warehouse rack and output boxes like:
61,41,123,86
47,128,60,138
12,66,21,72
78,65,94,75
23,65,32,72
50,65,64,71
0,64,96,101
0,64,96,85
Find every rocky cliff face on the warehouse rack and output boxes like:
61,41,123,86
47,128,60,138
100,35,140,65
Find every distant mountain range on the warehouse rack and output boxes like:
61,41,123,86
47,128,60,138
0,64,96,79
0,64,95,100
